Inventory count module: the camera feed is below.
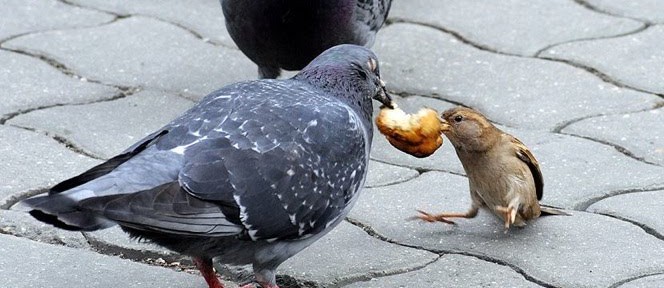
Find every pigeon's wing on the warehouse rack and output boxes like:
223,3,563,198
511,137,543,201
354,0,392,46
179,93,370,241
49,130,168,194
78,181,243,236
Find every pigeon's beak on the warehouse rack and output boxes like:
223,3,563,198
374,79,394,109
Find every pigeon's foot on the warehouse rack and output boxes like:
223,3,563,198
193,257,224,288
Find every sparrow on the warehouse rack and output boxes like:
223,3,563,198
414,107,567,229
375,104,444,158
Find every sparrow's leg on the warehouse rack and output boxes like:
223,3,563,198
412,205,479,225
193,257,225,288
495,205,518,229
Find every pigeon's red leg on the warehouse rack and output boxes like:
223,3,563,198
193,257,224,288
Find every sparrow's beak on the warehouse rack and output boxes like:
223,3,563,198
439,116,451,132
374,79,394,109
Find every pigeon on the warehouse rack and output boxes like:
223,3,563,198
221,0,392,79
21,44,393,288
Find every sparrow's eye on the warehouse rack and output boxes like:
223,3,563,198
454,115,463,123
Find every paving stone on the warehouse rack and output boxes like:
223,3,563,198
68,0,234,47
388,0,642,56
84,226,185,262
373,23,660,130
281,221,438,287
0,234,214,288
587,190,664,238
0,0,114,40
618,273,664,288
365,161,419,188
3,16,257,97
349,172,664,288
344,254,539,288
0,209,89,249
0,50,119,118
0,125,100,207
562,107,664,166
585,0,664,23
541,25,664,94
370,95,464,174
8,90,195,159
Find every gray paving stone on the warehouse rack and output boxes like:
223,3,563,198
562,107,664,166
281,221,438,287
373,23,660,130
8,90,194,159
541,25,664,94
0,125,100,207
68,0,234,47
0,209,89,249
349,172,664,288
4,16,256,97
618,273,664,288
585,0,664,23
389,0,642,56
587,190,664,238
0,234,212,288
344,254,539,288
365,160,419,188
0,50,119,117
0,0,114,40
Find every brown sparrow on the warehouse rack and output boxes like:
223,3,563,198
414,107,567,229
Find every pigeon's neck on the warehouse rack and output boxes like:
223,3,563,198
295,70,375,126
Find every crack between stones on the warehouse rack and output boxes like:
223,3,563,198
344,217,554,288
594,212,664,241
59,0,235,49
388,20,664,103
8,124,105,160
559,132,662,167
609,271,664,288
537,55,664,99
575,186,664,211
330,256,442,288
369,158,466,178
572,0,655,24
534,23,651,57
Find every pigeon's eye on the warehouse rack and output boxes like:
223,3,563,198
368,58,377,72
454,115,463,123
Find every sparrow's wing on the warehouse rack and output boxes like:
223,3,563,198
511,137,543,201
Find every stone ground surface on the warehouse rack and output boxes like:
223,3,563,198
1,0,663,287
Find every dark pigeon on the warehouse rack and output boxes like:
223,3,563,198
221,0,392,79
21,44,393,288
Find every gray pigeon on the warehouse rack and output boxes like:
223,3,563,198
22,44,393,288
221,0,392,79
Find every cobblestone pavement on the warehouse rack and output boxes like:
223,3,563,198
1,1,663,287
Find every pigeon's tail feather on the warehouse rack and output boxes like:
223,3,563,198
22,193,114,231
540,205,572,217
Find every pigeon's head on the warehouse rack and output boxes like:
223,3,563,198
296,44,394,110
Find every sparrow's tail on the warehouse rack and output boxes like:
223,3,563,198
540,205,572,216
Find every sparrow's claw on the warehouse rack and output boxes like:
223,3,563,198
410,210,456,225
495,206,517,230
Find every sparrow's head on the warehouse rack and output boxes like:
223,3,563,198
439,107,500,152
